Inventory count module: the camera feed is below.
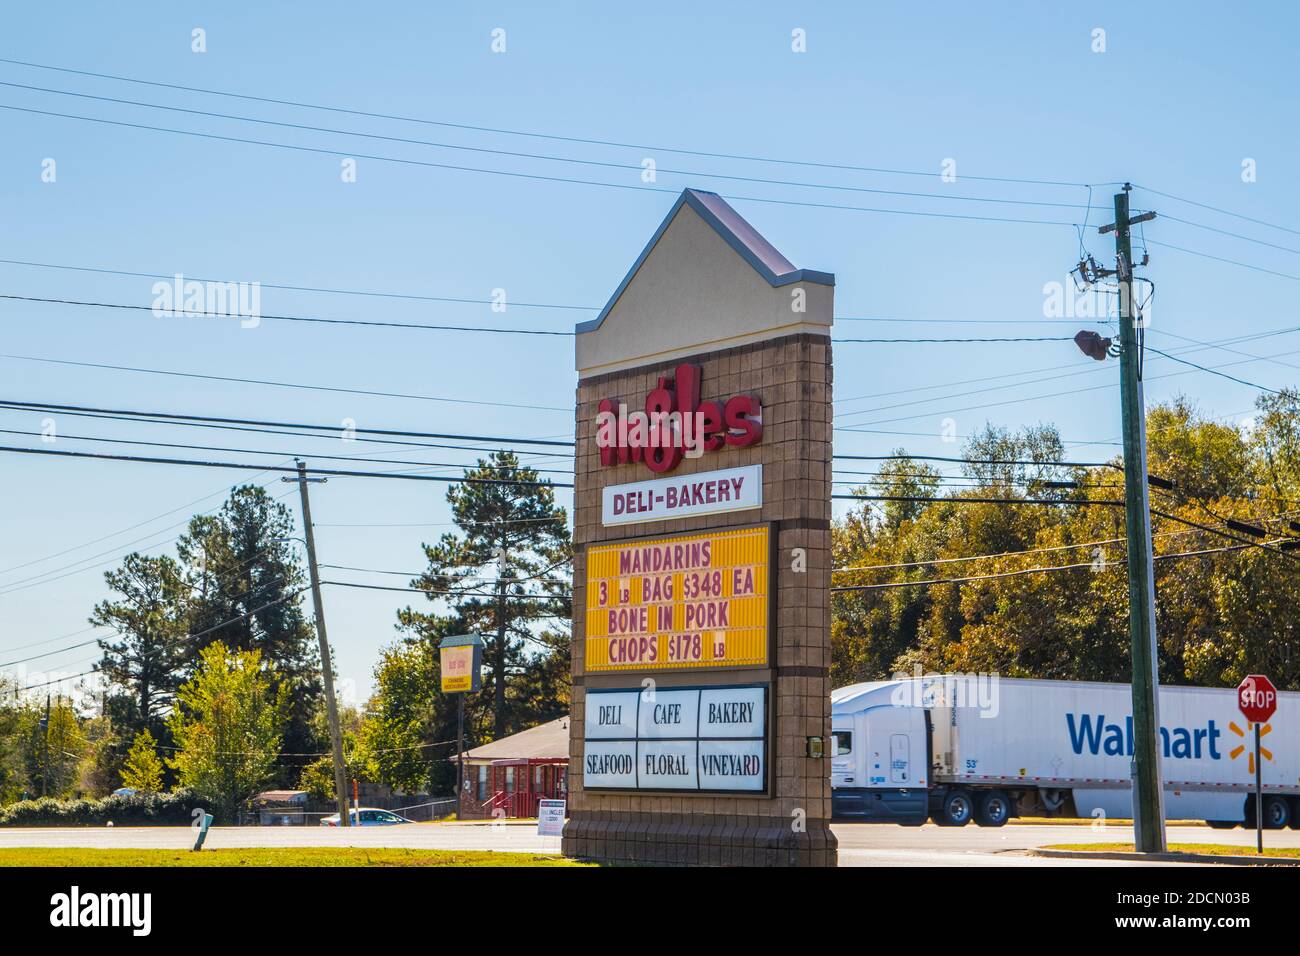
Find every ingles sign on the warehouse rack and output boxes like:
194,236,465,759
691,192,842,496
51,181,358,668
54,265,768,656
595,363,761,473
584,525,769,672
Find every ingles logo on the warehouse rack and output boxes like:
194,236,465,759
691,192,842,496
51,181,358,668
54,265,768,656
595,363,762,473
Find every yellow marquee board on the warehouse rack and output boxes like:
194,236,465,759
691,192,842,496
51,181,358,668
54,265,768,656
584,525,769,672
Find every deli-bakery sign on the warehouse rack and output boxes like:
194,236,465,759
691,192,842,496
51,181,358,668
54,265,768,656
582,684,767,793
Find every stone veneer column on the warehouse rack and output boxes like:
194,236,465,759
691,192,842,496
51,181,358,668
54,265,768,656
561,333,837,866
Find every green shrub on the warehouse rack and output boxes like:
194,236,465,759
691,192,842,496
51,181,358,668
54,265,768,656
0,788,207,827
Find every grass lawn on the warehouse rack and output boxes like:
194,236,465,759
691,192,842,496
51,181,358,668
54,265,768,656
1047,842,1300,859
0,847,589,868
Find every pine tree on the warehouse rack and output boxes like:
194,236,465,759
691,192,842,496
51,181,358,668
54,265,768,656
176,486,320,782
90,553,189,739
409,451,571,740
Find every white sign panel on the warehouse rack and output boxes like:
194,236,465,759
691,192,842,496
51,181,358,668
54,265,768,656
698,739,765,791
582,684,767,792
699,686,765,738
638,740,699,790
637,689,700,740
585,691,640,739
601,465,762,526
537,799,566,836
583,741,637,788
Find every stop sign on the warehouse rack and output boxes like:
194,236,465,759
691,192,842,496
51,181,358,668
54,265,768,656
1238,674,1279,724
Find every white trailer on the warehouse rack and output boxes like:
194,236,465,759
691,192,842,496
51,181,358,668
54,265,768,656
830,676,1300,827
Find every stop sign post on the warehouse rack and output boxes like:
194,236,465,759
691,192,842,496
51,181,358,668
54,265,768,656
1237,674,1278,854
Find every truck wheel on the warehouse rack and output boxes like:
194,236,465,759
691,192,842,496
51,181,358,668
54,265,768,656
934,790,974,827
974,790,1011,827
1206,820,1237,829
1289,798,1300,830
1263,795,1290,829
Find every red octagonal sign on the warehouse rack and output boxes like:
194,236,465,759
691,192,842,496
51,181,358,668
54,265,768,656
1238,674,1278,725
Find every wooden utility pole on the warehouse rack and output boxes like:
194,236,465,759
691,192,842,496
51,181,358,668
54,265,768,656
1102,185,1166,853
41,693,50,797
284,460,350,827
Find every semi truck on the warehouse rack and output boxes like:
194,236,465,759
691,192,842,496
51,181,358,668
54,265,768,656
830,675,1300,828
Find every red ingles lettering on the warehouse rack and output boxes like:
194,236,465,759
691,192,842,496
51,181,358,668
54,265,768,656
595,363,762,473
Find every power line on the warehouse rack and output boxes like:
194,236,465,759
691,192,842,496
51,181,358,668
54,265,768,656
0,444,575,486
831,527,1208,574
0,481,296,597
833,491,1299,561
9,591,307,690
0,469,276,577
0,353,570,413
0,255,597,311
835,341,1300,431
1131,183,1300,239
834,335,1074,344
0,103,1085,230
0,427,576,476
830,539,1286,592
0,80,1103,213
0,398,574,448
2,569,292,666
1146,347,1281,394
833,492,1120,507
0,56,1104,189
321,579,562,599
7,293,1106,345
1156,212,1300,257
1146,237,1300,284
0,294,575,336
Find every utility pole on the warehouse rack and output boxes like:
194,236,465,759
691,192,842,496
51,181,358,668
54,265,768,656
1102,185,1166,853
494,541,509,740
284,460,350,827
41,693,50,797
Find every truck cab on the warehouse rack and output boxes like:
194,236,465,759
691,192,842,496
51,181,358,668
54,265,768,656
831,681,929,824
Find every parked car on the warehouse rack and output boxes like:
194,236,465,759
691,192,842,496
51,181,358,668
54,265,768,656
319,808,414,827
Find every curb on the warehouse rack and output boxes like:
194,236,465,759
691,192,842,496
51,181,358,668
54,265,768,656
1030,848,1300,866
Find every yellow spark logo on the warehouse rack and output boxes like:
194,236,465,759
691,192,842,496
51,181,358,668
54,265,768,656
1228,720,1274,774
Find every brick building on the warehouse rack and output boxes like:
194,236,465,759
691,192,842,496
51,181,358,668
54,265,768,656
456,716,569,819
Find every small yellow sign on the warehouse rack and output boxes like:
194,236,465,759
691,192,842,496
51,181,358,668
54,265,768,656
584,525,769,672
440,645,477,693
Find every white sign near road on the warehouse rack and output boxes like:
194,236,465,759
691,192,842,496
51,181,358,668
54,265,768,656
601,464,762,526
537,799,566,837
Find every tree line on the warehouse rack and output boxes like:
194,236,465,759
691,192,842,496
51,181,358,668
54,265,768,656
832,390,1300,692
4,392,1297,818
0,451,572,818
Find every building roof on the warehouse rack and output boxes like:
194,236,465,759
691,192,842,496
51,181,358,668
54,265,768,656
576,188,834,335
461,716,570,762
253,789,309,804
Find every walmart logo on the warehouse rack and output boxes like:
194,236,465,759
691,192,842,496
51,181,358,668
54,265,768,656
1065,713,1223,760
1227,720,1274,774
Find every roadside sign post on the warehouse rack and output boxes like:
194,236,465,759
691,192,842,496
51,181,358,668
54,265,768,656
537,798,565,839
439,634,484,817
1237,674,1278,854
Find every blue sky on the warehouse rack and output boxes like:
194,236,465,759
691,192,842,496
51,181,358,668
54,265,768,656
2,2,1297,703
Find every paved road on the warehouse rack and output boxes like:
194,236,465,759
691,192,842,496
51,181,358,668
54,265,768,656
833,821,1300,867
3,820,1295,865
